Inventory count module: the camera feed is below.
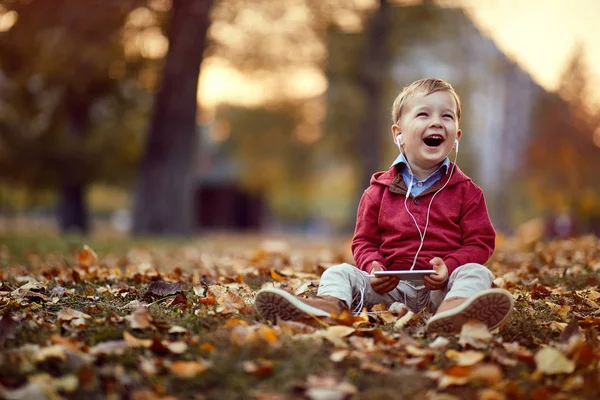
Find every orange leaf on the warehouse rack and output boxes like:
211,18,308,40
270,269,289,281
77,245,98,268
170,360,210,378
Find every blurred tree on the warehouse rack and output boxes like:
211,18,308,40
522,46,600,232
0,0,154,233
356,0,390,193
132,0,213,235
131,0,362,234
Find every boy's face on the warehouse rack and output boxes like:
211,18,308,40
392,90,461,171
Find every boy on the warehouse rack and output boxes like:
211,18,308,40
255,78,513,334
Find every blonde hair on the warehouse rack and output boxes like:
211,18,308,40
391,78,462,124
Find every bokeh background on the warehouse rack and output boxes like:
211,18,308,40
1,0,599,240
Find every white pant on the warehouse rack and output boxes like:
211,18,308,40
317,263,494,313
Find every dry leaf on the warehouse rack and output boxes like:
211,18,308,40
124,331,152,348
446,349,485,366
125,307,153,330
57,308,91,322
330,349,351,363
534,346,575,374
90,340,128,355
146,281,182,297
77,245,98,268
270,269,289,282
0,312,17,344
165,341,188,354
546,302,571,321
304,375,358,400
242,358,273,375
170,360,210,378
459,321,492,347
394,310,415,329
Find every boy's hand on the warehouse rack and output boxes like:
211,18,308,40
424,257,449,290
369,261,400,294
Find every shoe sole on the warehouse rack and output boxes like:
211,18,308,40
426,289,513,334
255,288,330,323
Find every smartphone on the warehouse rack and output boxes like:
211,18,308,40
371,270,437,280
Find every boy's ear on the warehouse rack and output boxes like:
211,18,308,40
391,124,402,144
454,130,462,148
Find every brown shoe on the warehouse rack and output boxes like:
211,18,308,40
255,288,347,323
426,288,514,334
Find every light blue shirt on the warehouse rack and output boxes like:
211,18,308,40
390,152,450,197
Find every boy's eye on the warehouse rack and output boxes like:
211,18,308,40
443,114,454,120
417,112,428,117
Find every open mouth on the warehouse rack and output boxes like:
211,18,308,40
423,135,444,147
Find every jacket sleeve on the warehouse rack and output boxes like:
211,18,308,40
442,188,496,275
351,187,387,273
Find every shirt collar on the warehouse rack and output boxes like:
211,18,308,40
390,152,451,176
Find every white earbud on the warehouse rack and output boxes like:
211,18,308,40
396,134,403,152
454,138,459,153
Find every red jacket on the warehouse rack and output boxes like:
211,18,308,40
352,164,495,275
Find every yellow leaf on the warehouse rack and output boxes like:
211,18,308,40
534,347,576,374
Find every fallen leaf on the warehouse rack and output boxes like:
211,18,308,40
0,312,17,344
270,269,289,281
546,302,571,321
146,281,182,297
125,307,153,330
330,349,351,363
304,375,358,400
170,360,210,378
393,310,415,329
57,308,91,322
467,363,503,384
77,245,98,268
90,340,128,355
165,341,188,354
459,321,492,347
124,331,152,348
242,358,273,375
534,346,576,375
35,345,67,361
446,349,485,366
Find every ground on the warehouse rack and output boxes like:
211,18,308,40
1,233,600,399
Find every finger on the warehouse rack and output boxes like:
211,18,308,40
373,277,398,293
427,273,445,283
371,261,382,272
424,276,442,288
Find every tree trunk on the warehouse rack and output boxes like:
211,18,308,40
132,0,213,236
58,99,89,234
357,0,390,192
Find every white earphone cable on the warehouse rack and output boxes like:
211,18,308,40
404,145,458,271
